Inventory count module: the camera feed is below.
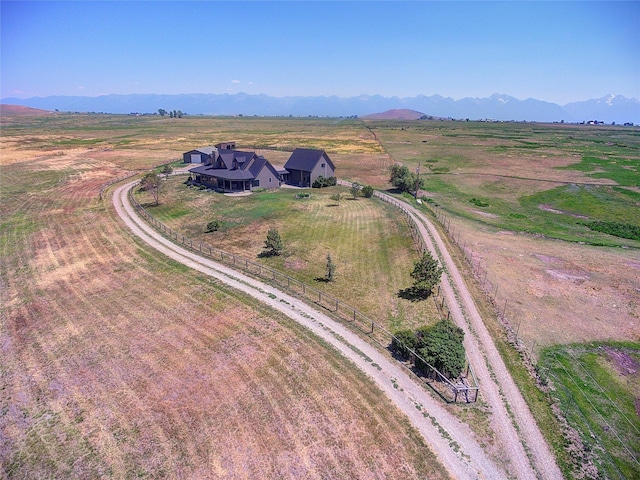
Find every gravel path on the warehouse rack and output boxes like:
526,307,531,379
114,181,561,479
375,191,563,480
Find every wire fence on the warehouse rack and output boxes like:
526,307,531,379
428,204,542,361
98,172,139,200
127,182,480,403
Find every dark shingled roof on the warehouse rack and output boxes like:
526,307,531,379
283,148,334,172
188,151,280,182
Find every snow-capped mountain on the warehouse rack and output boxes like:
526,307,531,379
1,93,638,124
563,95,640,124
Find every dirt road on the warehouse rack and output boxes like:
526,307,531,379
114,181,560,479
375,190,564,480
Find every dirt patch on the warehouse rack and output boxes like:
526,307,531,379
545,269,589,283
626,260,640,270
538,204,589,219
471,209,499,218
603,346,639,376
534,254,561,264
284,258,307,270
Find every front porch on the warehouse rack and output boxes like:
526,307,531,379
192,173,254,193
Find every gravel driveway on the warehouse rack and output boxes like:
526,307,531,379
114,182,561,479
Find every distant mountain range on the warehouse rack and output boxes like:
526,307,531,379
2,92,638,124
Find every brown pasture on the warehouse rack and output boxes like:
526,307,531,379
0,118,449,478
370,120,640,352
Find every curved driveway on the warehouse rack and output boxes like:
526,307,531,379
114,181,561,479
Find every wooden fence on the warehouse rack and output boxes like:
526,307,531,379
127,183,479,403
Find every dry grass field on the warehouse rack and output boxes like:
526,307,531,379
1,115,449,478
3,112,639,478
369,120,640,351
368,120,640,478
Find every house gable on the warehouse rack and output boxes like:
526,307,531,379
283,148,335,187
189,149,280,191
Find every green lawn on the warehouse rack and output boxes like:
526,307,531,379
137,179,440,333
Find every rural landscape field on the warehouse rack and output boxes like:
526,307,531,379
1,109,639,478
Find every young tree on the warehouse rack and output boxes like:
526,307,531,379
417,319,466,378
329,193,342,205
325,253,336,282
139,172,162,206
263,227,284,257
205,220,220,233
361,185,374,198
410,251,444,297
158,108,167,116
160,164,173,179
349,182,361,199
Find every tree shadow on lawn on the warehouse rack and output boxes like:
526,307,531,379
257,251,279,258
397,286,432,302
314,277,331,283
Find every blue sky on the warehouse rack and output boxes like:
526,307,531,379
2,1,638,104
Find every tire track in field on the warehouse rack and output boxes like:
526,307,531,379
115,181,508,479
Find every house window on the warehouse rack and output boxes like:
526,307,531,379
253,179,260,187
268,177,272,183
321,163,325,168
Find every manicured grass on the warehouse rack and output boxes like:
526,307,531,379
539,342,640,479
138,179,440,333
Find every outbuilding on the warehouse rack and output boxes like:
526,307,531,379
183,147,217,164
283,148,335,187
